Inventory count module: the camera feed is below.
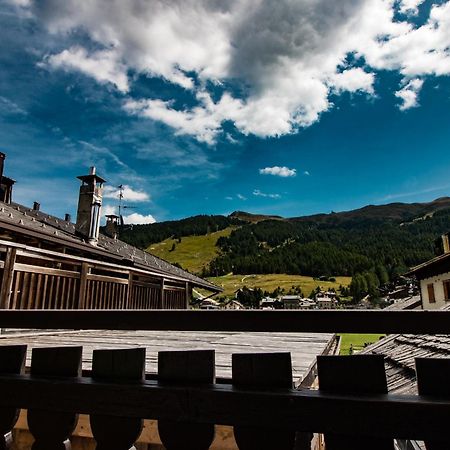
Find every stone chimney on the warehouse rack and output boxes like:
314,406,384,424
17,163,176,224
105,214,120,240
0,152,15,204
75,167,106,244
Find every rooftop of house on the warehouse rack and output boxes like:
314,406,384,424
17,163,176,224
0,201,220,292
363,304,450,396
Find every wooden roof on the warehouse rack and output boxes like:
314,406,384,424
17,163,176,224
0,201,221,292
0,329,335,385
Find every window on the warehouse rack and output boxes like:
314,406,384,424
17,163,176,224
443,280,450,301
427,283,436,303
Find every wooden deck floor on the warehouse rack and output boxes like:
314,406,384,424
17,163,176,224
0,330,335,384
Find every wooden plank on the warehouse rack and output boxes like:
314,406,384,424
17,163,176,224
13,263,79,278
0,310,448,334
0,345,26,449
34,273,43,310
18,272,30,310
317,355,394,450
78,263,89,309
26,273,37,309
416,358,450,449
158,350,215,450
86,273,128,285
28,346,82,450
0,247,16,309
232,353,296,450
10,271,21,310
90,348,145,450
0,374,448,440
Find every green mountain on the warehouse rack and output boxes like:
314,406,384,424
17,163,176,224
119,197,450,278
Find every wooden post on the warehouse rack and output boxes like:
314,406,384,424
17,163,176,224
0,345,26,450
127,272,133,309
416,358,450,450
158,350,215,450
0,248,16,310
90,348,145,450
185,282,190,309
232,352,298,450
317,355,394,450
78,263,89,309
160,279,165,309
27,346,82,450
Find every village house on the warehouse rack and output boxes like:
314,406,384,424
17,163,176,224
406,233,450,310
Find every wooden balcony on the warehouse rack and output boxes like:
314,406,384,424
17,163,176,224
0,310,448,450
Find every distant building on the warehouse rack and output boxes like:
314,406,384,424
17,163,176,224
199,298,220,310
280,295,301,309
224,299,244,310
408,234,450,310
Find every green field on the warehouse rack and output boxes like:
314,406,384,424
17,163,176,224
338,334,385,355
147,227,236,274
206,273,352,298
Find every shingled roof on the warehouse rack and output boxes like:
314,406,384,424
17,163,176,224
0,201,221,292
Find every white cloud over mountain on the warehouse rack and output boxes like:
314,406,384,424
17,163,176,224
15,0,450,143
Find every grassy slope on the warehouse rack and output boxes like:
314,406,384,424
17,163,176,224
206,273,352,298
147,227,236,274
338,334,385,355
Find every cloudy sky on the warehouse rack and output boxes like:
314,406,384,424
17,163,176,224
2,0,450,223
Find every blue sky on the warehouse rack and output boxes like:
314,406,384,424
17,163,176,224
1,0,450,223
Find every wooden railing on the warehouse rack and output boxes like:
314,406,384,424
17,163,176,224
0,310,449,450
0,243,191,310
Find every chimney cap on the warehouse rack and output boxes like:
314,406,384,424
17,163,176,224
77,166,106,184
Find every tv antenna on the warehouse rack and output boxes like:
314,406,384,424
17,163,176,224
117,184,137,227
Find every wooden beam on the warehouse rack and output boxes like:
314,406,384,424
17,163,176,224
0,374,449,440
78,263,89,309
0,247,16,309
0,310,448,334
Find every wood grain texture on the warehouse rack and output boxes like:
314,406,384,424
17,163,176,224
317,355,394,450
27,346,82,450
158,350,215,450
90,348,145,450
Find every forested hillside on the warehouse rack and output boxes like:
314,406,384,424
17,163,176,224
119,198,450,281
119,215,242,248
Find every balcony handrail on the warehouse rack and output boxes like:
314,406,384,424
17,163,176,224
0,373,448,441
0,309,449,334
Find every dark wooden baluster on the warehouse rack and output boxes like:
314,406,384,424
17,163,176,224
416,358,450,450
317,354,394,450
28,346,82,450
90,348,145,450
158,349,215,450
0,345,26,450
232,352,297,450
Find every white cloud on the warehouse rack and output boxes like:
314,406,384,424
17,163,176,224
303,171,310,176
395,78,424,110
259,166,296,177
399,0,426,15
237,194,247,200
121,212,156,225
253,189,281,199
225,196,233,200
103,185,150,202
19,0,450,143
42,46,129,92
